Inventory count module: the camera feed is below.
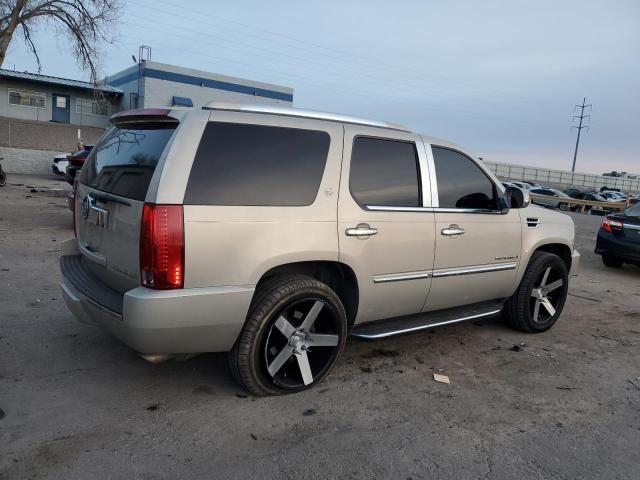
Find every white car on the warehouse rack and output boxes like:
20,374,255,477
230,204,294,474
52,153,70,175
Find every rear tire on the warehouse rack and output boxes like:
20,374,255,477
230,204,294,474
503,252,569,333
602,256,624,268
229,275,347,396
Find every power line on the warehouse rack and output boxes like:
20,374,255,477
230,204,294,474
119,31,522,128
571,97,591,172
127,0,538,106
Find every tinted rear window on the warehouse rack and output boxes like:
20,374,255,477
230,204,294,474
349,137,421,207
79,124,176,201
184,122,330,206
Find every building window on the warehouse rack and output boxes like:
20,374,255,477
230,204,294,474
8,89,46,108
76,98,110,116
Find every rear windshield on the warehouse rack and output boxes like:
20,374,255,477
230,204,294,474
622,203,640,216
79,124,176,201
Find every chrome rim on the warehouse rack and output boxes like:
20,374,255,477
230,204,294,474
530,266,564,324
263,298,340,389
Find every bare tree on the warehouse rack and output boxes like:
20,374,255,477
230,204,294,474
0,0,122,83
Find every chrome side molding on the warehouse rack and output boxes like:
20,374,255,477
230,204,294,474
431,262,517,278
372,262,517,283
373,270,432,283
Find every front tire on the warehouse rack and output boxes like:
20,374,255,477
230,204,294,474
503,252,569,333
229,276,347,396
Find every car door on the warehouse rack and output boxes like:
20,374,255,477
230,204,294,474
422,143,522,311
338,125,436,324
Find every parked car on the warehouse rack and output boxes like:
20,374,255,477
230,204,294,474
529,188,572,211
509,181,532,190
59,104,579,395
564,188,586,198
595,203,640,268
601,191,626,202
51,153,70,175
64,145,94,185
521,181,544,189
563,190,607,213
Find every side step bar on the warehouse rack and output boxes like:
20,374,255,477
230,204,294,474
350,300,505,340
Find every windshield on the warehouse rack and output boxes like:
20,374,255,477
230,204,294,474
79,123,176,201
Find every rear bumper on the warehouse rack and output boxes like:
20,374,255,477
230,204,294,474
595,231,640,263
60,242,254,354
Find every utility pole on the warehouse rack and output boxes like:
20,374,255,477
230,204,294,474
571,97,591,172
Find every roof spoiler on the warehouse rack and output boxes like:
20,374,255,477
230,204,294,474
110,108,179,125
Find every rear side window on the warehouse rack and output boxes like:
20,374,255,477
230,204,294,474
350,137,420,207
80,124,176,201
432,146,497,210
184,122,330,206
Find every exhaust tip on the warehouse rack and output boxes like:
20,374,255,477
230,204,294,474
140,353,172,364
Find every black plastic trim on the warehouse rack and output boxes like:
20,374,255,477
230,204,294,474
60,255,124,315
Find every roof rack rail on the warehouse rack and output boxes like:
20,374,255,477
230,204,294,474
202,102,410,132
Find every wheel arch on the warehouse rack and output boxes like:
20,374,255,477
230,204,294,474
532,242,573,272
256,261,359,327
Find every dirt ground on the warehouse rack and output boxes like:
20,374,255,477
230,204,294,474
1,176,639,480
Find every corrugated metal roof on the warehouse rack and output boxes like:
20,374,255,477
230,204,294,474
0,69,123,94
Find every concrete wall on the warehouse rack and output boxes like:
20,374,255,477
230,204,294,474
0,117,105,151
0,79,118,128
0,116,106,174
0,146,67,175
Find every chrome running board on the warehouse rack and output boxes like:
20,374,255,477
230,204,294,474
350,300,504,340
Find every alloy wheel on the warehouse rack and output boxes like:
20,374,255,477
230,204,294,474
263,298,341,389
530,266,564,324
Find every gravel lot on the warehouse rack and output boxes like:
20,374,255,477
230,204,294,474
1,177,639,480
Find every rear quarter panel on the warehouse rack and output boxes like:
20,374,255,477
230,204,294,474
181,113,344,288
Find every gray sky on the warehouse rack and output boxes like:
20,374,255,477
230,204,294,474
5,0,639,174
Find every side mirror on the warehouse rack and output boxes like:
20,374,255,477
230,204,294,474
505,186,530,209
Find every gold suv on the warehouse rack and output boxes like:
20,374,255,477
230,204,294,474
60,103,580,395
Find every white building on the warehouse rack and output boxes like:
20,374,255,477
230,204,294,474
106,61,293,111
0,61,293,174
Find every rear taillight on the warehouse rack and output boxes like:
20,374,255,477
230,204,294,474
72,179,78,237
601,217,623,233
140,204,184,289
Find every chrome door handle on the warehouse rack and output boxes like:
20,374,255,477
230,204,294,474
441,224,465,236
345,223,378,237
